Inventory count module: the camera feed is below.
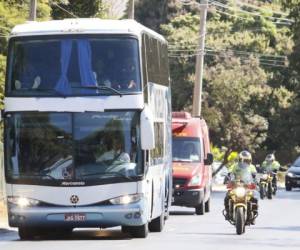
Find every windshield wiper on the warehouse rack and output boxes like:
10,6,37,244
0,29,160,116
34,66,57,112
12,173,56,180
79,171,136,181
72,85,123,97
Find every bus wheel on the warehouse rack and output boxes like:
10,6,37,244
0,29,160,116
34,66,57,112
122,223,149,238
18,227,36,240
149,213,165,232
195,202,205,215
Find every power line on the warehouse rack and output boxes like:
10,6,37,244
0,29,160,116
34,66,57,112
210,0,293,23
173,54,288,68
236,0,289,17
212,3,292,26
206,48,287,59
169,49,287,64
50,1,78,18
169,46,288,60
169,52,287,68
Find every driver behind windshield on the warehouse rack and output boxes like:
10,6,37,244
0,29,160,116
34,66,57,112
96,138,130,163
183,143,200,161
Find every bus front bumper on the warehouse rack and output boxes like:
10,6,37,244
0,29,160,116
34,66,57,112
7,201,148,228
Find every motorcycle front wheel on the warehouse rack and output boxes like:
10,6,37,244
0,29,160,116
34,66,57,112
259,183,265,199
267,183,273,199
235,207,245,235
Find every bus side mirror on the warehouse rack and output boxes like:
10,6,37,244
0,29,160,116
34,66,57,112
140,105,155,150
204,153,214,165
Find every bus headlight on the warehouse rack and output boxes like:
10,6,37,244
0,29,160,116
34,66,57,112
7,197,40,207
109,194,143,205
234,187,246,198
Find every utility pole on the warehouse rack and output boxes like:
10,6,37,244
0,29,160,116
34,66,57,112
128,0,135,19
29,0,37,21
192,0,208,117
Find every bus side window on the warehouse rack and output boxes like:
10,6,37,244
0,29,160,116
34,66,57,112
151,122,164,165
142,34,148,87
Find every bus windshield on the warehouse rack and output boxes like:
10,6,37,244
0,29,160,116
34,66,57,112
172,137,202,162
5,111,142,185
7,36,141,96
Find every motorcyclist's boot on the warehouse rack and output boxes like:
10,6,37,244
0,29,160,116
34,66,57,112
273,177,277,195
223,196,230,220
251,202,258,225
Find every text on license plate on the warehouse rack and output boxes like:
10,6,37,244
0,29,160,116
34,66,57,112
64,213,86,221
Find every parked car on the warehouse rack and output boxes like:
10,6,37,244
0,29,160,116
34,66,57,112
285,156,300,191
172,112,213,215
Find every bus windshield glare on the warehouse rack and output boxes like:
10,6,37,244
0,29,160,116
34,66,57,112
7,36,141,96
5,111,142,185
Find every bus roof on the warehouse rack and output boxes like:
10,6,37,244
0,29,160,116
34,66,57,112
10,18,166,42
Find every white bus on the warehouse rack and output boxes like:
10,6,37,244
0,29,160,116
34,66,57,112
2,19,172,239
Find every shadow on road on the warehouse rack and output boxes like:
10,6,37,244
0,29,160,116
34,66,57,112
0,229,134,242
65,229,133,241
170,210,195,216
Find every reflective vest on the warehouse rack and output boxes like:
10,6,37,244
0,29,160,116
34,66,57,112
261,161,280,171
229,163,257,183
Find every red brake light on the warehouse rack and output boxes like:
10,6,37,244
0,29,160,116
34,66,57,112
247,183,256,190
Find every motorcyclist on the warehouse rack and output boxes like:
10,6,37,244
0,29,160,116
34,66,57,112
224,150,258,223
261,154,280,193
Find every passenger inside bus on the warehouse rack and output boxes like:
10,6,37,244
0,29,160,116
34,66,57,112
14,60,41,90
93,60,112,87
116,58,138,90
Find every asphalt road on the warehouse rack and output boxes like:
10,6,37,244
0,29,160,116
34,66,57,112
1,188,300,250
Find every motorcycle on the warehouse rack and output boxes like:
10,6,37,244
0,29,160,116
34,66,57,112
259,171,275,199
223,180,258,235
256,163,278,199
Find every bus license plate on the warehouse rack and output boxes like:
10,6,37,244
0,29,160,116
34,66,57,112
64,213,86,222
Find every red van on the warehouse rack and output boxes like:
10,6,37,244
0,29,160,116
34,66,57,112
172,112,213,215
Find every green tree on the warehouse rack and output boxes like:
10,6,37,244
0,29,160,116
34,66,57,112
51,0,107,19
162,1,294,164
134,0,200,32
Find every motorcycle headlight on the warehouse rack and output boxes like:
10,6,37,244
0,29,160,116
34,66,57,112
188,175,201,186
7,197,40,208
235,187,246,198
287,172,295,178
109,193,143,205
